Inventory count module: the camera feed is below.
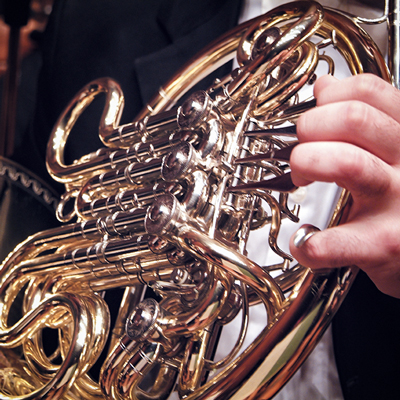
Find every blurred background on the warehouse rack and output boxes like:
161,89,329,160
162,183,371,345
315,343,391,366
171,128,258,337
0,0,53,158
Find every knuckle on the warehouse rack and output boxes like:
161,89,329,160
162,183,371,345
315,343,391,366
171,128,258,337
337,146,363,175
337,150,390,197
365,155,392,195
381,227,400,258
332,146,367,184
353,73,386,99
342,100,369,132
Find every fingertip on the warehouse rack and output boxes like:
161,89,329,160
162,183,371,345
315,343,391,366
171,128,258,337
293,224,321,248
289,226,331,270
289,144,315,187
289,225,320,265
295,111,309,141
314,74,338,99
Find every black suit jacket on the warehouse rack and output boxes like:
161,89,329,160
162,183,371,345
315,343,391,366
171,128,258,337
11,1,400,399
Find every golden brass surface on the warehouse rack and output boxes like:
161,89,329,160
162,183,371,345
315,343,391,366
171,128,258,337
0,1,394,399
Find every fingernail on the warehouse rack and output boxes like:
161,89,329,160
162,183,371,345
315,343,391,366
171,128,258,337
293,224,321,248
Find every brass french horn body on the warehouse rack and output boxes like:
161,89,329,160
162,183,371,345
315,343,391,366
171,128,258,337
0,1,393,399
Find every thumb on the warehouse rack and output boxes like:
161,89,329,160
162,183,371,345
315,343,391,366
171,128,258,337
289,223,400,298
289,223,365,270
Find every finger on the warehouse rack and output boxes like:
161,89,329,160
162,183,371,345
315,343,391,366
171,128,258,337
313,73,338,93
290,221,372,269
296,100,400,165
289,221,400,298
290,141,392,198
314,73,400,124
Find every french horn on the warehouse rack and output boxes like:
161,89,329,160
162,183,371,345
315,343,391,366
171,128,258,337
0,1,395,399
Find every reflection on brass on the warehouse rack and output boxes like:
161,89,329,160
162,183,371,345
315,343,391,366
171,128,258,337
0,1,393,399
